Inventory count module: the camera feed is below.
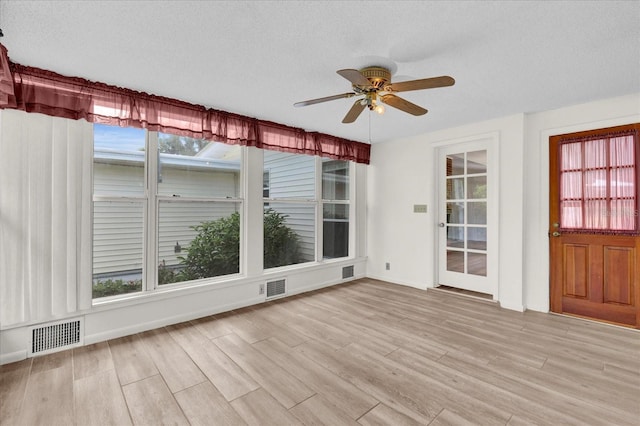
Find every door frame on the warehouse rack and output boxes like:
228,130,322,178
434,134,500,299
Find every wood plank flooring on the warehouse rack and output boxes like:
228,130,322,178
1,278,639,425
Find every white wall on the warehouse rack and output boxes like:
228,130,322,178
367,93,640,313
367,114,526,311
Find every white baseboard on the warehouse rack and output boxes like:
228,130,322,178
525,303,549,313
365,274,427,290
84,296,265,346
288,273,365,297
498,301,526,312
0,350,27,365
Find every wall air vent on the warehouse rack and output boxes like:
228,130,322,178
266,279,286,299
342,265,354,279
29,318,83,356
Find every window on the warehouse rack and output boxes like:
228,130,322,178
93,126,146,297
262,152,352,268
322,159,350,259
560,132,638,233
92,125,242,298
263,170,270,198
263,151,317,268
93,126,354,298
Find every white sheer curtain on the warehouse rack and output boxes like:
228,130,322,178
0,109,92,326
560,142,583,228
609,135,636,230
560,134,636,232
583,138,607,229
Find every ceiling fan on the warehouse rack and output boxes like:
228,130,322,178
294,66,455,123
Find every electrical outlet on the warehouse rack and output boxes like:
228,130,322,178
385,262,390,270
259,284,265,295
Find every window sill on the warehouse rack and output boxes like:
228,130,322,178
90,256,364,312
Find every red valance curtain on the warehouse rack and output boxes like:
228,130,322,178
0,44,13,105
0,44,370,164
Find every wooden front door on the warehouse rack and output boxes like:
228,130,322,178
549,123,640,328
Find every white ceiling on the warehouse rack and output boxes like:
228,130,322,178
1,1,639,144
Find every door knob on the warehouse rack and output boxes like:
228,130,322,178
438,223,445,227
551,231,561,237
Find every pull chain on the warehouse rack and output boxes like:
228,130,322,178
368,110,371,144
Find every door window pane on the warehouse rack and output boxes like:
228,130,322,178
610,199,636,230
447,250,464,273
561,142,582,170
468,253,487,276
467,227,487,250
468,202,487,225
467,176,487,199
446,226,464,248
584,170,607,199
447,202,464,224
447,178,464,199
467,150,487,174
561,172,583,199
447,153,465,176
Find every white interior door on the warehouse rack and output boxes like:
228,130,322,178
437,140,496,296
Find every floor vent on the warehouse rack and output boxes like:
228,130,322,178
266,279,286,299
30,318,83,356
342,265,354,279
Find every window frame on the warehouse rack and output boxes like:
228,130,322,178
92,126,244,299
321,159,352,260
92,125,357,301
557,128,639,235
262,154,354,269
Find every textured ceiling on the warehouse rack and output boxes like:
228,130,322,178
1,1,639,143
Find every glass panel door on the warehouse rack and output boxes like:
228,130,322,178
445,150,487,276
438,141,494,296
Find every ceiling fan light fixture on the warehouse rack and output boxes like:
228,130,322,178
374,103,385,114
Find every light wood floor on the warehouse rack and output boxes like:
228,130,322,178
1,278,639,425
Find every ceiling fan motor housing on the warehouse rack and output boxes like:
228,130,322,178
359,66,391,89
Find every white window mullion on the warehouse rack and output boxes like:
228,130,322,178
348,161,356,259
145,131,159,290
315,156,323,262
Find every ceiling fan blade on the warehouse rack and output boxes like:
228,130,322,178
337,69,373,88
386,76,455,93
294,92,355,107
342,99,366,123
380,94,428,116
